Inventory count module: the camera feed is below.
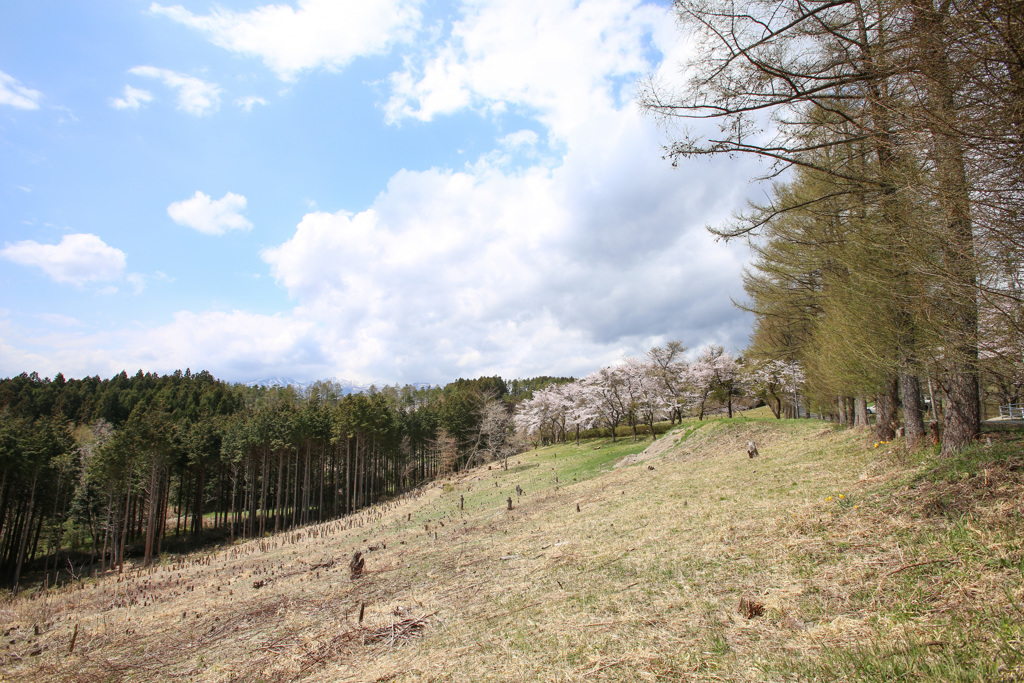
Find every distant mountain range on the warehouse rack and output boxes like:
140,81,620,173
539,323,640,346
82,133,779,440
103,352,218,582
244,377,435,395
244,377,369,394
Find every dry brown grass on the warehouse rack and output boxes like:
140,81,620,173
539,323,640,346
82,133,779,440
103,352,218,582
1,419,1021,682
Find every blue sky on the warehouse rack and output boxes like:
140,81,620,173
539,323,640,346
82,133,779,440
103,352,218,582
1,0,759,385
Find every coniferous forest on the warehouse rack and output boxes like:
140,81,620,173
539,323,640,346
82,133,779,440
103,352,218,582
0,370,535,591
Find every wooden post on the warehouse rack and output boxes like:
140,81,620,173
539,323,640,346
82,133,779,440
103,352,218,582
68,623,79,654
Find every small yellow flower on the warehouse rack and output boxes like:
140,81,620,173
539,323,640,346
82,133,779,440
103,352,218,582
854,505,859,509
838,494,844,499
873,443,879,448
826,496,833,502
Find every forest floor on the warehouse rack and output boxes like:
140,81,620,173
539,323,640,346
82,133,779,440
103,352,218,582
2,417,1023,682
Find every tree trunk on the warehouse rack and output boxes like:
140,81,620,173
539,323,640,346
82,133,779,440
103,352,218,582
143,460,160,567
943,365,980,453
912,0,981,454
118,466,133,572
318,443,325,523
175,470,184,536
291,452,299,528
259,449,269,537
875,378,900,441
157,469,170,557
274,451,285,534
899,372,926,449
12,467,39,594
303,441,311,525
192,465,205,537
355,434,363,511
854,395,869,428
345,437,352,515
43,476,65,586
229,467,238,543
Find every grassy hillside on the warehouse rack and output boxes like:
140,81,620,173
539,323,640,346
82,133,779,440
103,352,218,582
2,418,1023,682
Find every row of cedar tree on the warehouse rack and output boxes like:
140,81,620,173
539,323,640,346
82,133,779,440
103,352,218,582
639,1,1024,456
0,370,564,592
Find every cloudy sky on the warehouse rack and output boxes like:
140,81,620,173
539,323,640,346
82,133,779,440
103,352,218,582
0,0,760,385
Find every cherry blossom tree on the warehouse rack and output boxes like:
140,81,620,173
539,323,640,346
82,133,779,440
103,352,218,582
741,358,806,419
645,342,688,424
711,351,740,418
679,345,726,420
578,367,629,442
619,356,668,440
513,383,575,447
560,381,597,446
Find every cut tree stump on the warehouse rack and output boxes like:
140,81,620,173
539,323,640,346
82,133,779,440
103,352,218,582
739,595,764,619
349,551,365,580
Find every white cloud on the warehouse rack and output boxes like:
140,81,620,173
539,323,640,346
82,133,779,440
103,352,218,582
124,271,173,295
0,110,755,383
236,95,267,111
111,84,154,110
126,273,147,294
385,0,666,138
53,105,78,124
499,130,540,149
1,305,329,380
126,311,326,380
128,66,221,116
0,335,56,379
0,70,43,110
0,233,127,285
150,0,423,81
258,106,755,382
127,310,327,376
167,191,253,235
36,313,84,327
0,1,759,384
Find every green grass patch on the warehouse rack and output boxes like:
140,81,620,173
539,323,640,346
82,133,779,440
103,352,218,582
916,440,1024,486
784,627,1024,682
516,436,649,488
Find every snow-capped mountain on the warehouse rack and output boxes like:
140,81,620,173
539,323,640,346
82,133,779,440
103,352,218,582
244,376,306,390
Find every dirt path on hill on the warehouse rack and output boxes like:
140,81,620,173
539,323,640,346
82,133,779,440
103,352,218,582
613,427,687,467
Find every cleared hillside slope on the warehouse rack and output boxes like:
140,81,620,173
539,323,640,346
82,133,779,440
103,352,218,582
2,418,1022,682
